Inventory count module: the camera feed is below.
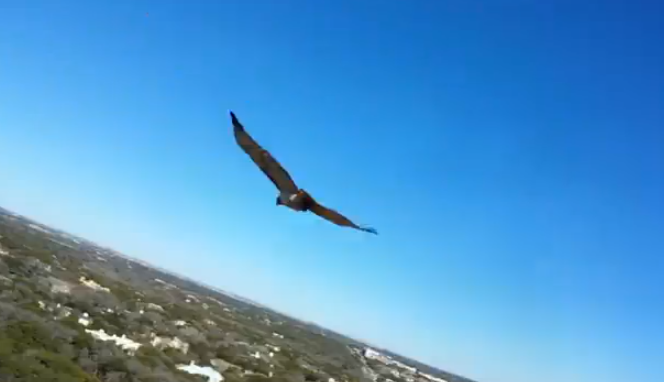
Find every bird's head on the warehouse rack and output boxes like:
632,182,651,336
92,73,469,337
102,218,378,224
275,196,283,207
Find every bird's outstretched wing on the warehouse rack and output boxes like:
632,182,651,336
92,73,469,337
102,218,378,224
306,196,378,235
230,111,299,194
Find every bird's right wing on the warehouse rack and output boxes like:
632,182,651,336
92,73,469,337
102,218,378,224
230,111,299,194
307,196,378,235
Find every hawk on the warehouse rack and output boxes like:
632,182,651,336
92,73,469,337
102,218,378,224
230,111,378,235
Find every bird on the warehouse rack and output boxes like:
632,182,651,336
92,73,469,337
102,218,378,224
230,110,378,235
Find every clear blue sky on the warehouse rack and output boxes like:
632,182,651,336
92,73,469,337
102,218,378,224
1,1,662,381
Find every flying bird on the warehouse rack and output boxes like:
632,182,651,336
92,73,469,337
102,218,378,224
230,111,378,235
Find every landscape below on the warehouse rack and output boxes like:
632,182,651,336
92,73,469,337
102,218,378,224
0,205,476,382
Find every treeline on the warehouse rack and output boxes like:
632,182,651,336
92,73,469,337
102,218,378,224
0,303,207,382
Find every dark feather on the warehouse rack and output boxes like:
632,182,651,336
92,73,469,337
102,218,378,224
230,111,299,194
305,194,378,235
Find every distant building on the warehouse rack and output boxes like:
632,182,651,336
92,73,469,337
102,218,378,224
177,361,224,382
86,329,141,355
79,276,110,292
151,334,190,354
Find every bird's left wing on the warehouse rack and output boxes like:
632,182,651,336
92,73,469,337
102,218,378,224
307,196,378,235
230,111,299,194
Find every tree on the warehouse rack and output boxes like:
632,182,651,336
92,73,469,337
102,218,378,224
246,375,273,382
0,350,100,382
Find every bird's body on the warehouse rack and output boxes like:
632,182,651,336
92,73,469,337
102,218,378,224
278,190,309,212
230,110,377,235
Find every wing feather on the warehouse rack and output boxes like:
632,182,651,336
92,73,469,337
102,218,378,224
230,111,299,194
307,197,378,235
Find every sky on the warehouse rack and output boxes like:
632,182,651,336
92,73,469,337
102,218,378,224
0,0,663,381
